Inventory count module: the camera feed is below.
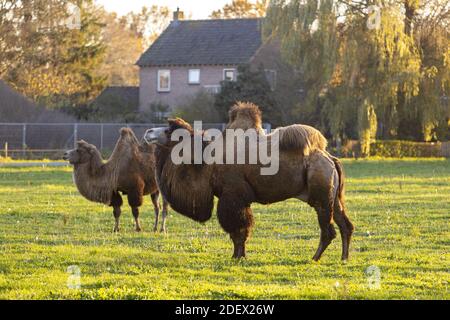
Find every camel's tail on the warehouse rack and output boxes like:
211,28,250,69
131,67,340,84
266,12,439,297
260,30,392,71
330,155,345,209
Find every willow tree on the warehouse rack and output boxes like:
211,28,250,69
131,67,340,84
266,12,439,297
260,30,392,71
410,0,450,141
265,0,340,127
266,0,425,154
211,0,268,18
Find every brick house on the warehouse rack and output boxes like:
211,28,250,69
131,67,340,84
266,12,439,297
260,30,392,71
136,11,278,113
95,10,299,123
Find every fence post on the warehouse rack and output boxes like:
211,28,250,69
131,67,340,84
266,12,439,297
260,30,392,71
74,124,78,148
100,124,104,150
4,142,8,158
22,124,27,150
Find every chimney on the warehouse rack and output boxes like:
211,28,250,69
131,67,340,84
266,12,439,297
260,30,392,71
173,7,184,21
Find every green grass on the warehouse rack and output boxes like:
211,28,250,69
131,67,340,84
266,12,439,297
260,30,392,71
0,159,449,300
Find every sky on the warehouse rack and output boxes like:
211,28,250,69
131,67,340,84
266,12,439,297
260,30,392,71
96,0,234,19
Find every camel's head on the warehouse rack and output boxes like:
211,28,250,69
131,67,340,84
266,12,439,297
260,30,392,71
63,140,98,165
144,118,193,147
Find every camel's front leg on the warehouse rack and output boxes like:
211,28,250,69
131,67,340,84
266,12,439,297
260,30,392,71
113,207,121,232
217,191,254,259
150,192,161,232
111,192,123,233
160,197,169,233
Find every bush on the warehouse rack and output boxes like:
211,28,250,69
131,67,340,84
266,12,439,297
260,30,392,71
172,90,224,123
369,140,442,158
214,64,278,124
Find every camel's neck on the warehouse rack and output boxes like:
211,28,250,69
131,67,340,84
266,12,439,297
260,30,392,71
155,145,171,177
73,153,115,205
154,144,214,223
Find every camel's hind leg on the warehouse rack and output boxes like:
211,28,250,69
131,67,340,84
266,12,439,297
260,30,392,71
306,151,338,261
150,192,161,232
333,201,354,261
312,205,337,261
128,191,144,232
330,155,354,261
111,192,123,233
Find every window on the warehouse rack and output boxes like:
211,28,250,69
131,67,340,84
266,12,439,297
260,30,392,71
223,69,236,81
265,69,277,91
158,70,171,92
188,69,201,84
203,85,221,94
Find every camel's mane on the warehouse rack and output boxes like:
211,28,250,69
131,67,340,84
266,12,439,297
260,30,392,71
73,128,140,205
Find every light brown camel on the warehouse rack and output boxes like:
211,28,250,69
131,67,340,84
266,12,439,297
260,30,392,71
145,102,354,262
64,128,169,233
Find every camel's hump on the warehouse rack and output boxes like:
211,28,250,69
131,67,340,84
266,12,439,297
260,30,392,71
120,127,133,137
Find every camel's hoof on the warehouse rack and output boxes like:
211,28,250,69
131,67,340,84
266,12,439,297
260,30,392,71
160,228,167,234
135,228,142,233
113,228,120,233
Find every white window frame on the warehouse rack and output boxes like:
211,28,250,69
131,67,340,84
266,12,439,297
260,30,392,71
188,69,201,85
157,70,171,92
223,68,236,81
203,85,221,94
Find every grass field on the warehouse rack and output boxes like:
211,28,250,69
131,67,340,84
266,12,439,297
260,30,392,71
0,159,448,300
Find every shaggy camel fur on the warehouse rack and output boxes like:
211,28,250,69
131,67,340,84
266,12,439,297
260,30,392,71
145,103,354,261
64,128,169,233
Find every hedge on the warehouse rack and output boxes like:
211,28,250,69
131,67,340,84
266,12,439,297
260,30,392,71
370,140,442,158
339,140,443,158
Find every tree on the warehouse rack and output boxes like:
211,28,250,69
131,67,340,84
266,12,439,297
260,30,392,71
96,10,143,86
211,0,268,18
96,6,170,86
125,6,170,47
215,65,278,123
266,0,449,151
1,0,107,112
410,0,450,141
173,90,223,123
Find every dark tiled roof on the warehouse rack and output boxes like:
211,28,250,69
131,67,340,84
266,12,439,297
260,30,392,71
137,18,263,67
93,86,139,109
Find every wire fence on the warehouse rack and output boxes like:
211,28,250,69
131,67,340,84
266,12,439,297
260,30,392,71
0,122,272,160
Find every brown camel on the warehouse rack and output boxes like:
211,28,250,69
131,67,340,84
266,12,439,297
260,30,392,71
63,128,169,233
145,102,354,262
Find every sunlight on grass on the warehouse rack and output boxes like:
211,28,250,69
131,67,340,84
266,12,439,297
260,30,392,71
0,159,449,300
